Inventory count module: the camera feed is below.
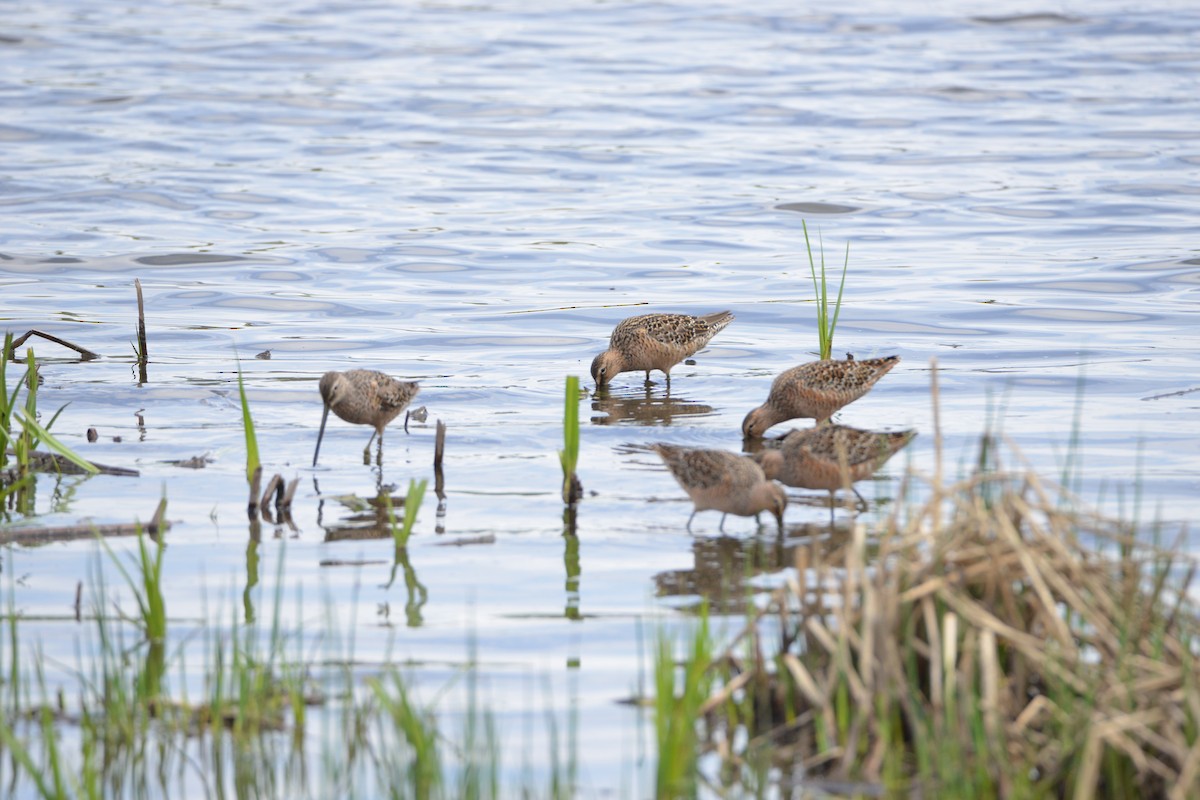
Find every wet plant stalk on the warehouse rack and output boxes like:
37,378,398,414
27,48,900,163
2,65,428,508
237,365,260,485
134,278,148,382
559,375,581,507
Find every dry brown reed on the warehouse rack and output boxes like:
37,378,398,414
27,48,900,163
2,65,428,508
701,449,1199,798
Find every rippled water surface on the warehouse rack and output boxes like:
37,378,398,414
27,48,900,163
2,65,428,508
3,0,1199,794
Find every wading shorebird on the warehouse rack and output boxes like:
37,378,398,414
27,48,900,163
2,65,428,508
754,424,915,510
652,443,787,533
590,310,734,390
312,369,420,466
741,354,900,438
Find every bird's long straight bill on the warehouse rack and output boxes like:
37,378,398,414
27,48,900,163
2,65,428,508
312,404,332,467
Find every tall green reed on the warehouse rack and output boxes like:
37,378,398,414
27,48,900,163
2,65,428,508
802,220,849,360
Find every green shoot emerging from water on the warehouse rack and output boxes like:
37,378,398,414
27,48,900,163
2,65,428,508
559,375,581,506
387,478,428,548
99,509,168,645
803,220,849,360
237,365,259,484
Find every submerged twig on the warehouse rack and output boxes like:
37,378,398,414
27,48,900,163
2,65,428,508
260,473,282,512
1,500,170,544
8,330,99,361
280,477,299,510
1,450,135,479
433,534,496,548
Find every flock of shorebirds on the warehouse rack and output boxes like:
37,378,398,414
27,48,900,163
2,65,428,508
311,310,914,533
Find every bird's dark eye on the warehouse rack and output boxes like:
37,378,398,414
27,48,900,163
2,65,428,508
599,367,606,376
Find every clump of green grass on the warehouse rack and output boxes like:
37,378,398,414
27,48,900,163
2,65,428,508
802,220,849,360
1,535,587,798
559,375,581,507
1,339,98,515
675,436,1200,798
99,518,168,645
96,507,170,698
654,604,714,798
369,672,443,797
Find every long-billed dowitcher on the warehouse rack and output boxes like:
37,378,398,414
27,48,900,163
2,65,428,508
312,370,420,466
741,354,899,438
754,424,915,509
652,443,787,532
591,310,734,389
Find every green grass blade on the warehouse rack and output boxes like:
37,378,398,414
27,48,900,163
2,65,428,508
802,220,850,359
236,366,260,484
402,479,427,544
42,401,70,434
13,409,100,475
0,332,11,469
559,375,580,504
387,479,428,548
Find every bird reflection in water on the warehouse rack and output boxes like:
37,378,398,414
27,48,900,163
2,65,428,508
653,520,856,615
316,481,407,542
591,385,714,426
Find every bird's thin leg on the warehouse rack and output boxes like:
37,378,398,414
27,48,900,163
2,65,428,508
644,370,652,386
404,410,411,434
363,430,379,465
719,513,728,533
686,510,697,533
852,487,868,513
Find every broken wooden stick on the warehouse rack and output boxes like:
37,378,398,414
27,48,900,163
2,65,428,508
8,330,99,361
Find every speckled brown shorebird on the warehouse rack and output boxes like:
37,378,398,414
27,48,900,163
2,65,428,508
741,354,900,438
312,369,420,466
755,424,915,509
591,310,734,389
652,443,787,533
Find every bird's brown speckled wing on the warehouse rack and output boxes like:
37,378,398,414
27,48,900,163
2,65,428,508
654,444,744,491
614,312,730,350
378,379,419,412
783,424,915,467
775,356,898,405
343,369,419,413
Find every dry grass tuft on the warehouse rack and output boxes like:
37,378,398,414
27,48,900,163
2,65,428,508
702,446,1199,798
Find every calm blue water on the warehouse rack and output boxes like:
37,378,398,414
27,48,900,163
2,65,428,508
3,0,1199,795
